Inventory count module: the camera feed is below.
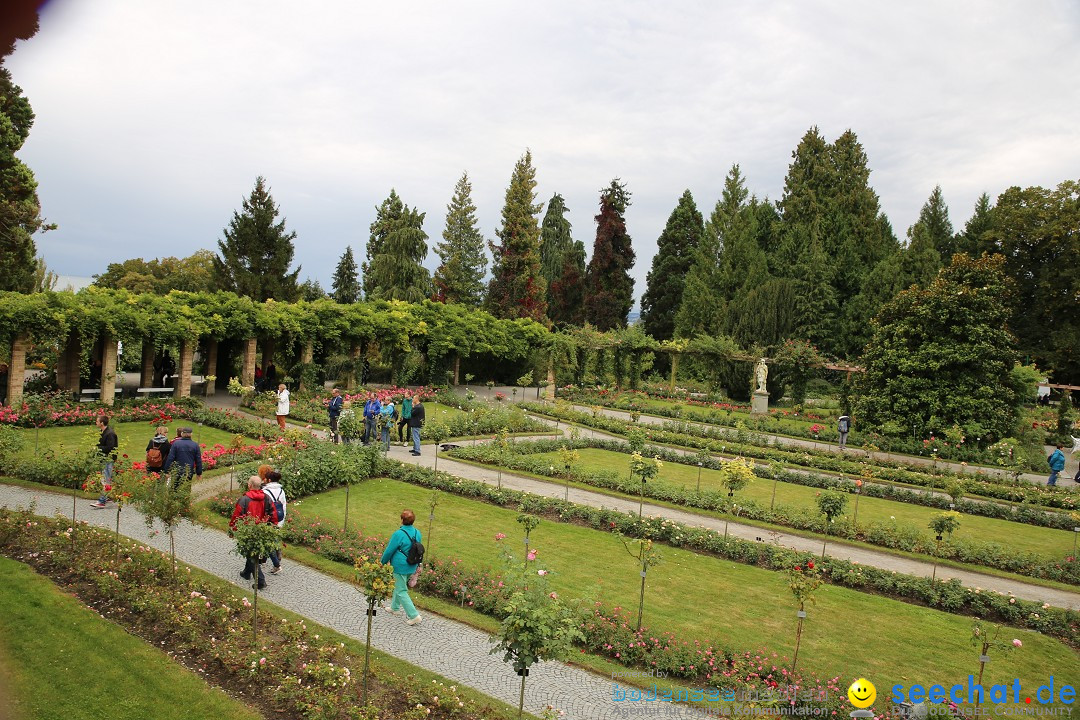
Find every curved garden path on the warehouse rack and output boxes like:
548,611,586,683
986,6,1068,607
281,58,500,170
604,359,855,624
0,483,704,720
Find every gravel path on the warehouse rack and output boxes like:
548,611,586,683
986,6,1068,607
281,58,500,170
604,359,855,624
0,483,705,720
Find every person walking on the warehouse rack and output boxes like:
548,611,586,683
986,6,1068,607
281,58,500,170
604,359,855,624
145,425,171,474
327,388,344,443
837,415,851,450
408,395,425,456
230,476,279,590
261,470,287,574
397,394,412,446
275,383,290,431
380,399,396,451
90,414,118,508
362,392,381,446
161,427,203,485
1047,443,1066,487
380,509,423,625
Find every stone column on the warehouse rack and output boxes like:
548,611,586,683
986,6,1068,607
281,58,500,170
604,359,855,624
100,334,119,405
298,341,314,392
668,352,680,393
241,338,257,387
6,334,28,407
204,339,218,397
345,342,361,390
174,338,195,399
140,341,155,388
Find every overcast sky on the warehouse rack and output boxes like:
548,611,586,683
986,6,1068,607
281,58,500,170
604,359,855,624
9,1,1080,307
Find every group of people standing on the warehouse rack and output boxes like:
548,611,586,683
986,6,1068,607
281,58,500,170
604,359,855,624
325,390,426,454
89,415,204,508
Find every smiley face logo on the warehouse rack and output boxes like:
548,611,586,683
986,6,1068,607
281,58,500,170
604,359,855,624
848,678,876,709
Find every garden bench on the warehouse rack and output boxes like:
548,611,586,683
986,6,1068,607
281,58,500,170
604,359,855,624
137,387,174,398
79,388,101,403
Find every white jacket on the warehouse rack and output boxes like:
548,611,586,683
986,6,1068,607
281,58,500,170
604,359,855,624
262,482,287,528
276,388,290,415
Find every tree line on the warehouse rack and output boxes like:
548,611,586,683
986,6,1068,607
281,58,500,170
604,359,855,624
1,0,1074,383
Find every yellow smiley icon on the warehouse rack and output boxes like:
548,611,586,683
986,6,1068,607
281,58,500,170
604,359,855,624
848,678,876,709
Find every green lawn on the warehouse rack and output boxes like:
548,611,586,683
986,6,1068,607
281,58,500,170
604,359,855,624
525,447,1076,559
0,557,261,720
13,421,256,462
294,478,1079,695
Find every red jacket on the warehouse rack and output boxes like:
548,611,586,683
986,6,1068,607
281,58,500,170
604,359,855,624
229,488,278,530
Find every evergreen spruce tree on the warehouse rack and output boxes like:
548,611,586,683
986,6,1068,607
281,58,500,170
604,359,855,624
641,190,704,340
298,278,327,301
486,150,546,321
539,193,574,294
366,190,431,303
791,235,838,346
214,177,301,301
913,185,955,261
0,67,46,292
548,238,587,328
363,189,404,298
955,192,996,257
331,246,361,303
900,221,943,289
433,172,488,306
584,180,635,331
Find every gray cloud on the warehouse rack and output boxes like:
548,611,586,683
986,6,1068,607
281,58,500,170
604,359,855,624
10,0,1080,305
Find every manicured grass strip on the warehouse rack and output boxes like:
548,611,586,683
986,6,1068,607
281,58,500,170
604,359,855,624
0,557,261,720
524,447,1076,559
293,478,1080,696
13,421,255,462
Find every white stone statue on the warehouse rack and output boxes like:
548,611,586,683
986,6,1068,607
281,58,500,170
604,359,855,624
754,358,768,394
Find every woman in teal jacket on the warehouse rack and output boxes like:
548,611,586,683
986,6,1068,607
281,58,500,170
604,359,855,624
380,509,422,624
1047,443,1066,487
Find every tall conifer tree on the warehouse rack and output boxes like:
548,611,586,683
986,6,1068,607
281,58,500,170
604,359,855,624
364,189,403,298
548,239,587,327
434,172,487,306
366,190,430,302
486,150,546,321
214,176,301,301
955,192,995,257
331,246,360,303
584,179,635,331
641,190,704,341
913,185,955,261
539,193,574,294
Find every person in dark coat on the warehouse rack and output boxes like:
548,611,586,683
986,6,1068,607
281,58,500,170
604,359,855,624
408,395,425,456
90,414,118,508
161,427,203,484
145,425,171,473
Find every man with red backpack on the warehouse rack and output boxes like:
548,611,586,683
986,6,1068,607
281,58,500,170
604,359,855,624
230,476,279,590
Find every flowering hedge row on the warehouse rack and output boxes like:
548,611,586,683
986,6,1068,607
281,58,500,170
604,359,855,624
522,403,1080,512
445,439,1080,586
204,497,848,705
0,508,514,720
369,461,1080,644
452,436,1079,532
554,387,1044,470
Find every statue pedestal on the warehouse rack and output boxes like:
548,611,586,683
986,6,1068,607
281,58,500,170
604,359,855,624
751,391,769,415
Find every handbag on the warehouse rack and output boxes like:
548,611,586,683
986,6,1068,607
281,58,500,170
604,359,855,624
407,565,420,588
